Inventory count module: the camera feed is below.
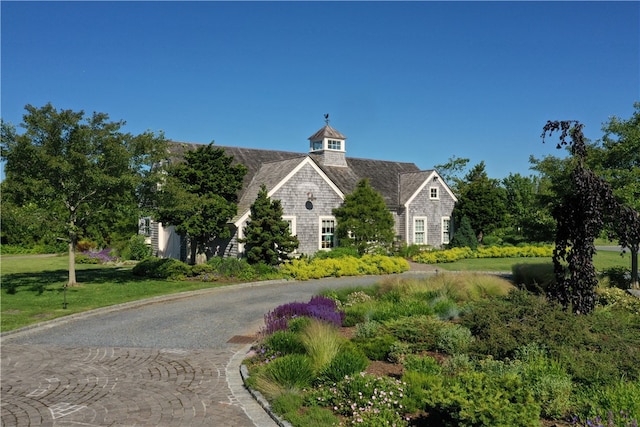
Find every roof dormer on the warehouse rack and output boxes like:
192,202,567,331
308,115,348,167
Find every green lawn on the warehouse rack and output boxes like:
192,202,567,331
1,249,633,332
435,248,631,272
0,255,233,332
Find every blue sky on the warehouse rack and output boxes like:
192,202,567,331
2,1,638,180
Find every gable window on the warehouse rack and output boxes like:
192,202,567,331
327,139,341,150
320,217,336,249
414,217,427,245
430,187,439,199
283,216,297,236
442,217,451,245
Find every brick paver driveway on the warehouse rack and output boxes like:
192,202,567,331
1,272,433,426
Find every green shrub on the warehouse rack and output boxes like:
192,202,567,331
131,257,190,279
287,316,312,333
512,262,556,294
449,217,478,250
424,371,540,427
573,379,640,425
264,330,306,356
510,343,573,419
354,320,382,339
319,348,369,383
462,289,640,387
265,354,315,390
190,263,215,277
271,391,304,416
75,253,100,264
601,266,632,289
281,406,340,427
122,234,153,261
385,315,445,352
207,257,255,279
596,287,640,314
435,323,474,355
403,354,442,375
353,333,397,361
430,295,460,320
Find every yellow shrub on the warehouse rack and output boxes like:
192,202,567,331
413,246,553,264
280,255,409,280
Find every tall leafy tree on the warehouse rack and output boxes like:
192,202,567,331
240,185,299,265
452,162,507,242
434,155,470,196
0,103,167,285
542,121,621,313
596,103,640,288
332,179,395,255
502,172,556,243
154,143,247,264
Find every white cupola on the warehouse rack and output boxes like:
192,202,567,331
308,114,348,167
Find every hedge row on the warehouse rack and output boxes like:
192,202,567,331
280,255,410,280
412,245,554,264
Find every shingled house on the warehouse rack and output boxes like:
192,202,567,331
141,122,457,261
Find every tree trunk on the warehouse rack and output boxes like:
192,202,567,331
189,238,197,265
68,239,77,286
631,247,639,289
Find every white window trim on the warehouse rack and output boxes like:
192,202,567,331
442,216,451,245
282,215,297,236
429,187,439,200
319,216,337,250
413,216,427,245
238,220,247,256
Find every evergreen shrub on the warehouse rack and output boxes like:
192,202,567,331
132,257,190,279
424,371,540,427
512,262,556,294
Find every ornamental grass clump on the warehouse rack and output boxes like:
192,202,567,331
300,319,343,372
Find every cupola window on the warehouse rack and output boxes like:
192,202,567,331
327,139,342,150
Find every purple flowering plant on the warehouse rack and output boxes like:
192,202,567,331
81,248,118,264
262,295,345,335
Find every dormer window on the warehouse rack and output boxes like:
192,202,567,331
327,139,341,150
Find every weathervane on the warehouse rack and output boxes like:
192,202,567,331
324,113,330,125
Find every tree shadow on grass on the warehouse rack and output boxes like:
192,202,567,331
1,267,148,295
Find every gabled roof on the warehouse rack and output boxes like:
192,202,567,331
399,171,434,205
168,142,304,197
167,141,450,213
235,156,307,221
308,125,347,141
312,155,421,208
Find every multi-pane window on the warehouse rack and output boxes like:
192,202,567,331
321,218,336,249
312,141,323,151
327,139,341,150
283,216,296,236
139,217,151,237
442,217,451,245
414,217,426,244
430,187,439,199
